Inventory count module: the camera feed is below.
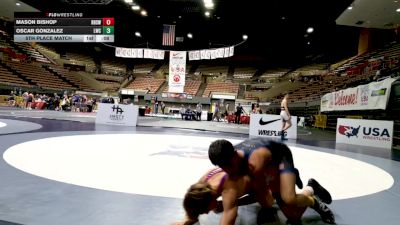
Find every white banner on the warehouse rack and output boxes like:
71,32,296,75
116,45,234,60
211,50,217,59
188,51,200,61
224,47,230,58
189,51,195,61
194,51,200,60
321,78,396,112
249,114,297,139
217,48,224,58
95,103,138,127
205,50,211,59
169,51,186,93
116,47,163,60
200,50,206,59
137,49,143,58
336,118,393,149
144,49,152,59
115,47,133,58
229,46,234,57
155,50,165,60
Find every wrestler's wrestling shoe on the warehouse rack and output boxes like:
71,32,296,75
294,168,303,189
312,196,335,224
281,131,288,141
257,207,277,225
307,178,332,204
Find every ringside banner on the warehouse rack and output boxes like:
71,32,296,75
249,114,297,139
321,78,396,112
336,118,393,149
95,103,138,126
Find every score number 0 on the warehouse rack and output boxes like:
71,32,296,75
102,18,114,26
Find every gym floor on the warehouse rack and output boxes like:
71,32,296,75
0,107,399,225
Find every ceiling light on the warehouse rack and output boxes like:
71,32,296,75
397,8,400,12
135,32,141,37
242,34,248,40
141,10,147,16
306,27,314,33
16,2,21,6
187,33,193,39
307,42,311,45
205,11,210,17
178,16,182,19
124,0,133,3
131,5,140,11
348,6,353,10
205,2,214,9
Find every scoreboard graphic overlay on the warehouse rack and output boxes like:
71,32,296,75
14,13,114,43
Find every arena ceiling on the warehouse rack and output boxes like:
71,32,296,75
336,0,400,29
5,0,384,65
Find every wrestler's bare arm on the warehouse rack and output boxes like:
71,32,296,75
220,176,251,225
220,185,239,225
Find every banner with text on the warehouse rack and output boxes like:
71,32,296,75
188,46,234,61
336,118,393,149
169,51,186,93
95,103,138,126
321,78,396,112
115,47,164,60
249,114,297,139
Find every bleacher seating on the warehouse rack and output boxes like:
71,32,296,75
196,64,229,76
233,67,257,79
133,63,156,74
259,68,290,80
15,42,51,63
102,59,126,74
93,73,123,91
49,66,93,91
126,76,165,93
163,80,201,95
94,74,124,83
0,65,31,88
6,60,74,90
202,81,239,97
64,52,96,72
268,44,400,103
333,43,400,75
0,30,50,63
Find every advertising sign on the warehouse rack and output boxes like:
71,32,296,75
336,118,393,149
168,51,186,93
95,103,138,127
249,114,297,139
